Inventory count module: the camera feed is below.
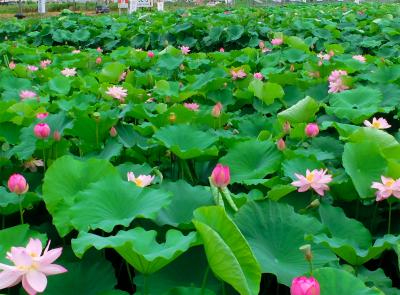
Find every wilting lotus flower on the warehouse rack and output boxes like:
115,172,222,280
211,102,223,118
253,72,264,80
231,69,247,80
305,123,319,137
271,38,283,46
95,57,102,64
72,49,81,54
109,126,117,137
27,65,38,72
211,164,230,188
352,55,366,63
371,176,400,202
180,46,190,55
7,174,29,195
277,138,286,150
36,113,48,120
34,123,51,139
290,276,320,295
9,61,16,70
184,102,199,111
106,86,128,102
20,90,37,100
328,70,348,93
0,238,67,295
61,68,77,77
40,60,51,69
363,117,391,129
147,51,155,58
127,172,154,187
23,159,44,173
292,169,332,196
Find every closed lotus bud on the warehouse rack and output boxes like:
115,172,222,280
53,130,61,141
169,112,176,124
96,57,102,64
219,47,225,52
8,173,29,195
212,102,223,118
109,127,117,137
148,51,155,58
211,164,230,188
283,121,291,134
34,123,51,139
299,244,313,262
290,277,320,295
277,138,286,150
305,123,319,137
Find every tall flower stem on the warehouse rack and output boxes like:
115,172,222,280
388,202,392,235
201,266,210,295
125,261,134,293
19,198,24,224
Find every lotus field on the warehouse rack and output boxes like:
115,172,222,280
1,3,400,295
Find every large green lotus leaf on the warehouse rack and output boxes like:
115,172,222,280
0,224,46,264
342,142,387,199
134,246,222,295
248,79,284,105
312,203,400,265
45,250,117,295
313,267,380,295
358,267,400,295
98,62,126,83
193,206,261,295
164,287,215,295
42,155,119,237
219,139,282,184
286,36,309,52
277,96,319,123
234,200,337,286
48,76,71,95
327,87,382,124
72,228,198,274
10,125,37,160
156,53,184,71
70,177,171,232
361,65,400,84
153,124,219,159
282,154,324,181
0,187,41,215
156,180,214,228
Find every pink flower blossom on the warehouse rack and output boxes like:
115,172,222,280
9,61,16,70
34,123,51,139
219,48,225,52
371,176,400,202
211,102,223,118
290,276,320,295
253,72,264,80
61,68,77,77
180,46,190,55
363,117,391,129
0,238,67,295
36,113,48,120
291,169,332,196
27,65,38,72
305,123,319,137
96,47,103,53
95,57,102,64
23,159,44,173
231,69,247,80
277,138,286,150
352,55,366,63
7,174,29,194
183,102,200,111
328,70,347,83
259,41,265,49
211,164,230,188
328,70,348,93
106,86,128,102
20,90,37,100
40,60,51,69
271,38,283,46
147,51,155,58
262,47,272,53
127,172,154,187
72,49,81,54
109,127,117,137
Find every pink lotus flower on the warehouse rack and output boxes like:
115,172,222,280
371,176,400,202
72,49,81,54
61,68,77,77
96,47,103,53
211,164,230,188
95,57,102,64
34,123,51,139
119,71,127,82
271,38,283,46
211,102,223,118
231,69,247,80
219,48,225,52
127,172,154,187
305,123,319,137
180,46,190,55
9,61,16,70
328,70,348,93
20,90,37,100
277,138,286,150
7,174,29,195
27,65,38,72
109,127,117,137
364,117,390,129
328,70,347,83
253,72,264,80
262,47,272,53
36,113,48,120
259,41,265,49
291,169,332,196
106,86,128,102
317,52,332,61
40,60,51,69
0,238,67,295
147,51,155,58
352,55,366,63
23,159,44,173
183,102,199,111
290,276,320,295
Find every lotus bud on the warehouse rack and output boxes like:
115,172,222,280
210,164,230,188
8,174,29,195
277,138,286,150
283,121,291,134
212,102,223,118
305,123,319,137
109,127,117,137
95,57,102,64
148,51,155,58
34,123,51,139
53,130,61,141
290,277,320,295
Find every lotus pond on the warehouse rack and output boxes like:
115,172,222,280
1,3,400,295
